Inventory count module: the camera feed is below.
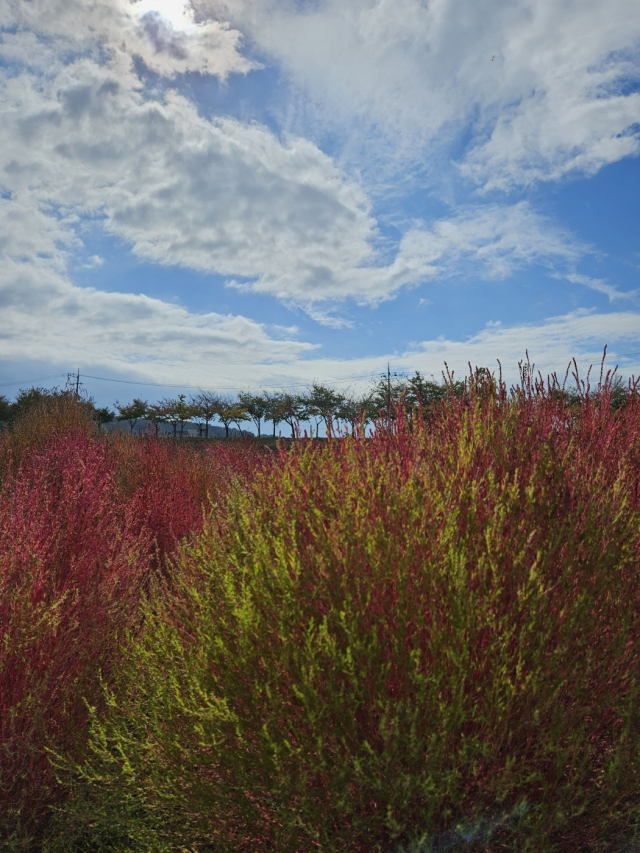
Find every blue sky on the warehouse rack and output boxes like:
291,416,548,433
1,0,639,407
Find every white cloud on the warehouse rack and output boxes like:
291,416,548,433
0,15,329,384
560,273,638,303
291,309,640,392
203,0,640,188
3,163,631,392
0,46,604,316
0,256,317,387
1,0,637,393
1,0,619,324
399,202,587,282
403,310,640,383
2,245,638,391
0,39,436,308
0,0,254,79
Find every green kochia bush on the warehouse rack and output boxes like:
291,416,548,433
65,379,640,852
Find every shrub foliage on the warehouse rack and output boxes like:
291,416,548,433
0,432,151,845
52,369,640,852
0,409,268,849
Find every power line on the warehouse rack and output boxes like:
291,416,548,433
79,371,383,392
0,373,66,389
0,368,389,397
12,352,637,398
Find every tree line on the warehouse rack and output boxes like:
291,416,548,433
0,372,460,439
0,360,632,439
110,371,456,438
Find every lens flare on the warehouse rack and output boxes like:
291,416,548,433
133,0,193,31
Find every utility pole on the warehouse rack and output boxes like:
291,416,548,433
67,369,82,400
387,362,391,419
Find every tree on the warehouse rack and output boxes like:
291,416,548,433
0,395,13,424
263,391,285,438
11,387,69,422
114,398,148,434
238,392,268,438
13,387,48,418
5,385,100,435
405,371,447,410
190,391,221,438
304,383,346,437
370,369,408,421
336,391,373,435
93,406,115,425
230,407,251,435
610,383,629,411
160,394,194,439
217,399,250,439
145,402,170,437
268,392,304,438
403,371,457,426
261,391,304,439
300,393,323,437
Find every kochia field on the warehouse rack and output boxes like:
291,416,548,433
2,365,640,853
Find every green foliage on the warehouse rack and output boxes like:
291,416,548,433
189,391,221,438
238,392,268,437
217,399,250,438
114,398,148,433
262,390,287,437
3,386,104,428
263,391,305,438
303,382,346,435
159,394,195,438
370,369,410,419
61,387,640,853
336,391,374,434
93,405,115,425
0,394,14,424
11,386,52,421
144,401,170,436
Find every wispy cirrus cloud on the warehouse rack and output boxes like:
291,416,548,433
559,273,638,303
203,0,640,189
399,202,588,282
404,310,640,383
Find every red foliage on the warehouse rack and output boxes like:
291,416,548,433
0,431,152,836
112,434,273,572
0,417,273,841
124,437,208,567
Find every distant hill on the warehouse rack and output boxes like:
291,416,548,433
103,420,250,438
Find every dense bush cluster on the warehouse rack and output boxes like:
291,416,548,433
1,361,640,852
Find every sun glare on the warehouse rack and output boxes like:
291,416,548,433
134,0,193,31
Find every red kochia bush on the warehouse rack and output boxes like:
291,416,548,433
110,433,272,574
124,437,208,568
0,431,152,842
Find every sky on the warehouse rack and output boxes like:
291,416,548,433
1,0,639,406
